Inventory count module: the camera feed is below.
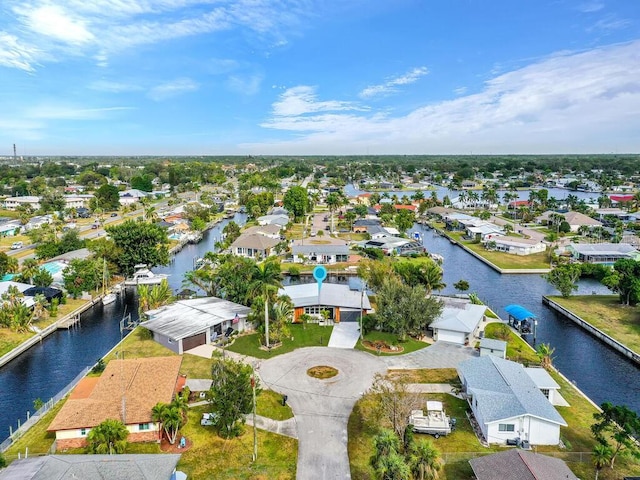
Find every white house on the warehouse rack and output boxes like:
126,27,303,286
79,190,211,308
429,300,486,345
291,244,349,264
119,189,150,206
484,236,547,256
229,233,280,259
3,196,41,211
0,220,22,237
458,356,567,446
140,297,251,354
63,194,94,209
256,214,289,227
479,338,507,359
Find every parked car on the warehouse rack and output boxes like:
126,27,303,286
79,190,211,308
110,213,118,217
10,241,23,250
92,224,99,229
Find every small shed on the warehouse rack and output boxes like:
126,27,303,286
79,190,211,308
479,338,507,359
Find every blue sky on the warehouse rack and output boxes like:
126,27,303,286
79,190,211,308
1,0,639,156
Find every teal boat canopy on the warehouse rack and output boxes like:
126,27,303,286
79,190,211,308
504,304,536,321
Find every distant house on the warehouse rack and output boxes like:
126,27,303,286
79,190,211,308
47,357,183,449
352,218,382,233
458,356,567,445
469,449,578,480
256,214,289,227
484,236,547,256
566,243,640,264
0,220,22,237
0,454,182,480
281,283,371,323
242,224,282,239
291,244,349,264
3,196,41,211
429,300,486,345
119,189,149,206
466,222,503,242
64,194,94,209
141,297,251,353
479,338,507,359
360,237,424,256
229,233,280,259
562,211,602,232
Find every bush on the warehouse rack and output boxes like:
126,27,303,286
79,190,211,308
138,327,153,340
288,265,300,277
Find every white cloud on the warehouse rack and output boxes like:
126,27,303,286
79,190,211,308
148,78,199,101
227,74,263,96
15,4,94,44
454,86,467,96
0,33,38,72
256,41,640,154
271,86,367,117
89,80,144,93
359,67,428,98
587,14,632,32
578,2,605,13
26,105,134,120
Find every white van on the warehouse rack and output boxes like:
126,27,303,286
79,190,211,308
10,241,23,250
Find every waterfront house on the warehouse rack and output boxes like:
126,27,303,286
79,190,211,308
524,367,563,405
242,223,282,239
565,242,640,264
229,233,280,259
479,338,507,359
256,214,289,227
140,297,251,353
483,236,547,256
281,283,371,323
291,244,349,264
47,356,183,449
465,222,504,242
458,356,567,445
0,454,182,480
360,236,424,256
469,449,578,480
429,300,486,345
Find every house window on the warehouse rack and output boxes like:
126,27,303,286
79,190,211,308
498,424,515,432
80,428,87,436
541,388,550,399
139,423,150,431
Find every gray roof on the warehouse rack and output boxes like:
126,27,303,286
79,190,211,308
280,283,371,310
291,244,349,255
458,356,566,426
141,297,251,340
570,242,638,255
353,219,382,226
0,454,181,480
469,449,578,480
185,378,213,391
430,303,486,334
524,367,561,390
479,338,507,351
230,233,280,250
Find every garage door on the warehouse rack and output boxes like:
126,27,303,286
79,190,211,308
182,332,206,351
340,311,360,323
436,329,465,345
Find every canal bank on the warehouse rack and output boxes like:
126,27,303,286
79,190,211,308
543,296,640,366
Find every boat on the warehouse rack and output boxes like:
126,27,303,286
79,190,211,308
101,259,117,305
408,401,454,438
124,264,169,286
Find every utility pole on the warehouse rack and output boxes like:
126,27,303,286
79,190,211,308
359,280,366,340
251,373,258,461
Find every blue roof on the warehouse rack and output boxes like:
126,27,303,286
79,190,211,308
504,304,536,321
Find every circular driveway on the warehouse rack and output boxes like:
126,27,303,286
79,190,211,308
258,347,387,480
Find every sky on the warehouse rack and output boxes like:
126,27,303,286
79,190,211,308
0,0,639,156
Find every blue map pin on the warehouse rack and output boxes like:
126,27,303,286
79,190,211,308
313,265,327,302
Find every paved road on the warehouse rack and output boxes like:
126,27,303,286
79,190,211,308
258,347,387,480
383,341,476,369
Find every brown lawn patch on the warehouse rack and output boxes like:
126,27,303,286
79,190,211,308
307,365,338,379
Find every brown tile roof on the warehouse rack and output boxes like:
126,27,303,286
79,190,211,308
69,377,99,400
48,356,182,431
469,449,578,480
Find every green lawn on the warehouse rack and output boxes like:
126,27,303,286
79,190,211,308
226,323,332,359
549,295,640,354
386,368,459,384
0,298,90,357
483,322,539,365
256,390,294,421
354,331,429,356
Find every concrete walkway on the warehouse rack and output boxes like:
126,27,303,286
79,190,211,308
328,322,360,349
384,341,477,369
258,347,387,480
245,414,298,439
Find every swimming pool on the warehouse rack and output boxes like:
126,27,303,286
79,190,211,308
41,261,67,276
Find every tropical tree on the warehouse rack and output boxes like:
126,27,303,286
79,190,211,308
106,220,170,276
326,192,344,233
144,206,158,222
17,258,40,284
86,418,129,454
453,279,469,294
137,279,174,317
408,440,443,480
248,257,282,348
394,209,416,233
282,186,309,221
543,264,581,298
592,402,640,469
536,343,555,369
151,402,184,445
370,430,410,480
592,443,612,480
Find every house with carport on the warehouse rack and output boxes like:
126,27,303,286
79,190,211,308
281,283,371,324
458,355,567,445
47,356,183,449
140,297,251,353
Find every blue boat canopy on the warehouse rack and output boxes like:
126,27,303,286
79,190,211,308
504,304,536,321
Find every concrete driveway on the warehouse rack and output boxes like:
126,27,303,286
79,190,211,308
383,341,477,369
258,347,387,480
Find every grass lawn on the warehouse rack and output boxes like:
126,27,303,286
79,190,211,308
226,323,332,359
549,295,640,354
354,331,429,356
0,298,89,357
483,322,539,365
256,390,294,421
386,368,459,384
177,405,297,479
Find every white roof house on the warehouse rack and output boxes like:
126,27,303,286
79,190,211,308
256,214,289,227
3,196,41,211
119,189,150,205
458,356,567,445
484,236,547,256
291,244,349,264
479,338,507,359
141,297,251,354
281,283,371,323
429,301,486,345
566,243,640,264
524,367,564,406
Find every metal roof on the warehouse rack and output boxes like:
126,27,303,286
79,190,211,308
458,356,566,426
141,297,250,340
292,244,349,255
430,303,486,334
504,304,536,321
479,338,507,351
280,283,371,310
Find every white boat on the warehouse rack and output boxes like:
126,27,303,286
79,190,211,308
124,264,169,286
102,293,117,305
408,401,453,438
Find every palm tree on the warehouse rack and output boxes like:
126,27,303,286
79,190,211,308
137,279,173,317
326,192,343,233
419,261,446,294
248,258,282,348
409,440,443,480
86,418,129,454
592,443,612,480
536,343,555,369
152,402,184,445
20,258,41,284
144,206,158,222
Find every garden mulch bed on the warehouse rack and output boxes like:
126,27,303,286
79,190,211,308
160,436,193,453
361,340,404,353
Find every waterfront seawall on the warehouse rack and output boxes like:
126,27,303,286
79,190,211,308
542,296,640,366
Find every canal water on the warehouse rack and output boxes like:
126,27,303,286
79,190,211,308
0,214,246,441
